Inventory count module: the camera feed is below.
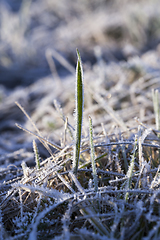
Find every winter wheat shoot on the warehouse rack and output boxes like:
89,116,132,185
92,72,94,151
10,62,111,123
72,49,84,176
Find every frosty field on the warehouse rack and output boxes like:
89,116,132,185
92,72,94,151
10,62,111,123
1,0,160,239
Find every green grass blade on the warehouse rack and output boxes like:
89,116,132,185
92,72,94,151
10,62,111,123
33,140,40,170
152,89,160,134
125,135,138,201
72,49,84,176
89,116,98,192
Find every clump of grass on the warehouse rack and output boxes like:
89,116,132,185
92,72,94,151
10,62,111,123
1,50,160,240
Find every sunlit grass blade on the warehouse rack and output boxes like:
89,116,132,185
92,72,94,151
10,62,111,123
72,49,84,176
15,101,55,155
16,123,62,151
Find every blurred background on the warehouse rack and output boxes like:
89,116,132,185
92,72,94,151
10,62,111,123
1,0,160,88
1,0,160,162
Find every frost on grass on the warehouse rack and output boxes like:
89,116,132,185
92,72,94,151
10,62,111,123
1,71,160,239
